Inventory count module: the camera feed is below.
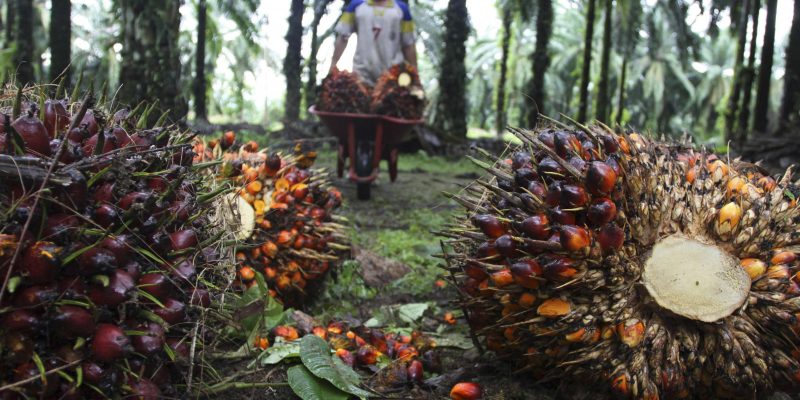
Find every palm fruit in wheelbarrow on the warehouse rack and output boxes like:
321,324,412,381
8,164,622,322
205,134,348,307
442,121,800,399
0,88,228,399
317,68,371,114
371,63,425,120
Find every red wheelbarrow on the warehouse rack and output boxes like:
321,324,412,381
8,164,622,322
309,106,423,200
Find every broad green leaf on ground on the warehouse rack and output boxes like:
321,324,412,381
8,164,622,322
398,303,428,324
287,365,349,400
299,335,372,399
251,340,301,367
432,332,474,349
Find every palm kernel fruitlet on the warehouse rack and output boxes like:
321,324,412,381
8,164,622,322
450,382,482,400
444,123,800,398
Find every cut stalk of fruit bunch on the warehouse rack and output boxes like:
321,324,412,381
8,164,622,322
443,120,800,398
0,85,229,399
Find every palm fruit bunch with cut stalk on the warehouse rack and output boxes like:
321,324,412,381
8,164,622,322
317,68,371,114
0,86,226,399
442,119,800,399
203,134,347,307
266,321,439,389
370,62,425,120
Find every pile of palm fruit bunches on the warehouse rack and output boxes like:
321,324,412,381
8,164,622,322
193,132,347,307
317,62,424,120
0,85,231,399
442,118,800,399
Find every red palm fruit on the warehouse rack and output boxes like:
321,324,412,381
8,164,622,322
586,161,617,195
190,288,211,307
464,261,489,280
153,298,187,325
169,258,197,282
43,214,81,241
538,130,555,148
100,234,133,263
336,348,355,366
510,259,542,289
89,269,135,307
93,182,115,204
273,325,300,341
118,191,152,210
599,134,619,153
587,198,617,227
568,156,587,172
221,130,235,149
52,305,95,337
82,130,118,156
357,345,380,365
511,151,532,169
560,184,589,208
4,331,34,363
494,234,517,258
550,207,576,225
82,361,107,384
43,100,70,138
772,251,797,265
126,378,161,400
542,256,579,282
560,225,591,252
2,309,41,332
77,247,117,275
21,241,62,283
545,182,562,206
491,269,514,287
14,361,59,397
597,223,624,252
266,153,282,173
476,241,499,259
92,323,131,362
11,112,52,155
518,214,550,239
131,321,166,355
471,214,506,238
312,326,327,339
93,203,119,228
14,284,58,307
514,167,538,187
554,131,581,157
138,273,171,301
169,229,198,251
527,180,547,199
111,126,133,148
450,382,482,400
166,337,190,361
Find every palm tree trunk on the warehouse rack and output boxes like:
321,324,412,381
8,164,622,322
779,0,800,131
753,0,777,133
4,1,15,47
615,57,627,126
495,8,512,135
595,0,612,123
48,0,70,84
193,0,208,121
724,0,750,143
577,0,596,123
284,0,305,122
306,0,332,111
527,0,553,127
13,0,34,85
737,0,760,143
435,0,470,139
118,0,186,125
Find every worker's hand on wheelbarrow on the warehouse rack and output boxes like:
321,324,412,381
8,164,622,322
410,84,425,101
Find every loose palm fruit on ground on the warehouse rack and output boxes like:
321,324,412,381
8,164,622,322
443,123,800,398
317,68,371,114
450,382,482,400
371,63,425,120
0,87,228,399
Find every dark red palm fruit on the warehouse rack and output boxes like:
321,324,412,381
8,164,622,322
52,305,95,337
511,151,532,170
542,256,579,282
510,259,542,289
13,361,59,397
75,109,99,137
464,261,489,280
190,288,211,307
89,270,135,307
118,191,152,210
55,344,85,365
11,112,52,156
568,156,587,172
131,321,166,355
144,362,171,386
146,176,169,192
550,207,576,225
554,131,581,157
131,129,157,149
169,229,198,251
605,156,622,176
112,108,132,126
93,182,115,204
57,277,87,298
471,214,506,239
517,214,550,240
138,273,171,301
538,156,565,177
559,184,589,208
494,235,517,258
296,169,311,183
43,100,70,138
43,214,81,242
21,241,62,283
168,199,192,222
581,140,596,160
537,130,555,148
168,258,196,282
356,345,379,365
545,182,562,206
599,134,619,153
100,235,133,264
81,130,118,157
126,378,161,400
586,161,617,195
50,138,83,163
14,284,58,307
166,337,190,361
526,180,547,199
111,126,133,148
77,247,117,275
91,323,131,363
407,359,424,384
598,223,625,252
4,331,34,363
153,298,187,325
266,152,282,171
82,361,106,384
587,198,617,227
560,225,591,252
2,309,41,332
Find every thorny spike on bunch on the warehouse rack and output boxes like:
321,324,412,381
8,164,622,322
443,121,800,398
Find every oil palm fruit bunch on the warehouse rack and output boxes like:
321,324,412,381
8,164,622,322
204,134,348,307
317,68,371,114
371,63,425,120
0,86,225,399
442,120,800,399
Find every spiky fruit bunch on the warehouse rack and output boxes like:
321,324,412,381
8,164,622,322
371,63,424,120
443,123,800,399
317,68,371,114
0,90,222,399
202,134,347,307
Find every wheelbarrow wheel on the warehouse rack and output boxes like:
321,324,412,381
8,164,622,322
355,140,373,200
